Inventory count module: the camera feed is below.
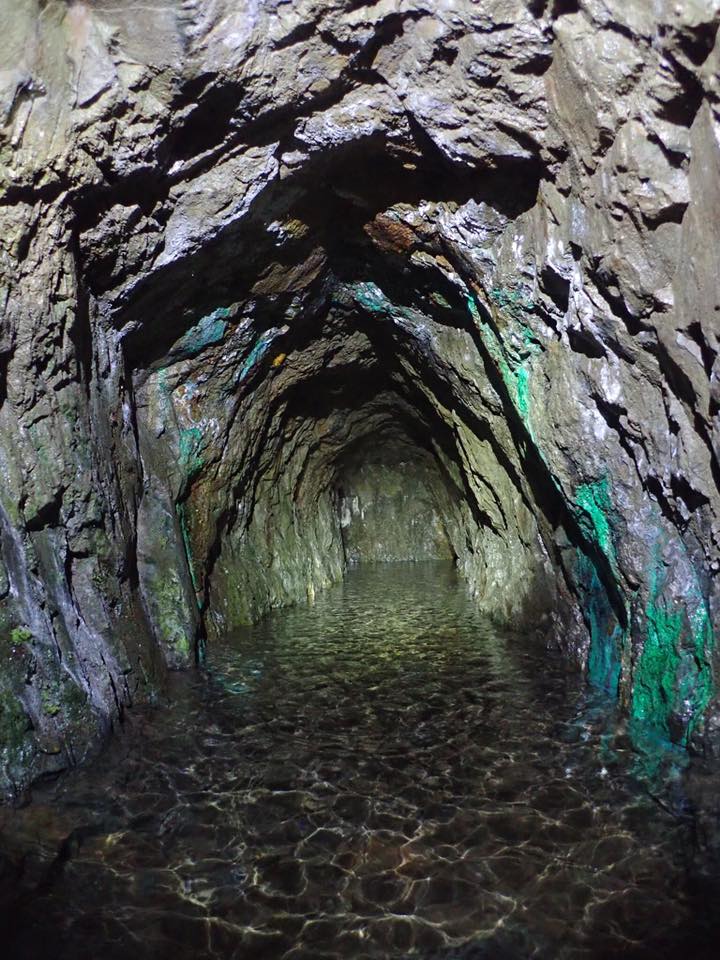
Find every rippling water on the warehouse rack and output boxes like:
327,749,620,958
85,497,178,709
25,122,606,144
1,562,718,959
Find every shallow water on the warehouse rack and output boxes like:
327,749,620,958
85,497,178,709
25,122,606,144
1,562,718,959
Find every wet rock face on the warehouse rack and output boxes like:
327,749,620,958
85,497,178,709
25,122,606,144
338,450,455,564
0,0,719,798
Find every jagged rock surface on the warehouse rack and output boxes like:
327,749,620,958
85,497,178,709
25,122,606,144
1,0,719,799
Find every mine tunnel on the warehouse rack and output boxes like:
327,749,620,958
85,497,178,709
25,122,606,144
122,142,579,651
1,1,720,958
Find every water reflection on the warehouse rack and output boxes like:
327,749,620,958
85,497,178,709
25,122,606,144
0,562,718,958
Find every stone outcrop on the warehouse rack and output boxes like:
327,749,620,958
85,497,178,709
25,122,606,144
1,0,719,800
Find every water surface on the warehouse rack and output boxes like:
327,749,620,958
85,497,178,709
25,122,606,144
0,563,717,959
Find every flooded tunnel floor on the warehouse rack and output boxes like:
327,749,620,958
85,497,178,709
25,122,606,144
1,562,717,959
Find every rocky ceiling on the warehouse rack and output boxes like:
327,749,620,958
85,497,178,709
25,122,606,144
1,0,719,801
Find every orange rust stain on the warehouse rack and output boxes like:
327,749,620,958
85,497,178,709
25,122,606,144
252,248,326,296
272,353,287,368
435,254,454,272
363,214,416,255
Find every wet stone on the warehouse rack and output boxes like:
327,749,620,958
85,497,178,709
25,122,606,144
256,855,306,896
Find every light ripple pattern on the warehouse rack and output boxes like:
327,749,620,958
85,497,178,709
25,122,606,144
0,563,716,959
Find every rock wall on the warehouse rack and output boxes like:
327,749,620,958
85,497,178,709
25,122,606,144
338,450,455,563
1,0,719,799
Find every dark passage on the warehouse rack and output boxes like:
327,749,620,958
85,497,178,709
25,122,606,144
1,564,717,960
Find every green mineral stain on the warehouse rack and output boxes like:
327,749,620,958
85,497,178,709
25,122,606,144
352,284,535,428
574,476,616,568
575,549,622,695
465,292,537,434
631,543,713,743
571,477,626,694
626,717,687,786
175,308,230,359
515,366,531,421
686,600,714,721
353,281,388,314
349,281,437,348
466,294,482,325
239,335,273,382
489,285,534,319
633,600,682,734
176,502,200,599
179,427,204,478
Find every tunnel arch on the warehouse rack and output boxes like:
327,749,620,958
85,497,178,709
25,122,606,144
1,0,718,803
